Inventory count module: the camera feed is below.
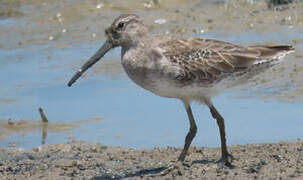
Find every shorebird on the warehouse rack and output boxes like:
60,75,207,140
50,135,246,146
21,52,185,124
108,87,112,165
68,14,294,167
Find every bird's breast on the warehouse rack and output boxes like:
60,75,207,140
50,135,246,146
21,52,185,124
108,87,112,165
121,48,177,95
122,53,158,91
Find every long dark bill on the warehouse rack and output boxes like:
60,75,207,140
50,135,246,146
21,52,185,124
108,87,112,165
68,40,113,87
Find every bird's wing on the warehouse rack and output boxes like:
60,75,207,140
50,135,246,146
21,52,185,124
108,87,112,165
158,37,293,85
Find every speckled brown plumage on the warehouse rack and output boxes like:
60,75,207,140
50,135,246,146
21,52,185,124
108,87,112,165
158,38,294,86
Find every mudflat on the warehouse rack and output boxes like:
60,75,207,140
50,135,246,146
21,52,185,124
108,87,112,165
0,140,302,179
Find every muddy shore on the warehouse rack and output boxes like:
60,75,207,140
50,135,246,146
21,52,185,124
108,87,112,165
0,140,302,179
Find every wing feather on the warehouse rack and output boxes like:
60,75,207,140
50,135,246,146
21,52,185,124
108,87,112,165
158,37,293,85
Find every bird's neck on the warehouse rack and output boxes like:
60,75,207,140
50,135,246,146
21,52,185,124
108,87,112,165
121,25,148,48
121,36,147,51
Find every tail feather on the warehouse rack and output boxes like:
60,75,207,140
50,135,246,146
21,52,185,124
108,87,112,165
262,45,294,51
249,45,294,59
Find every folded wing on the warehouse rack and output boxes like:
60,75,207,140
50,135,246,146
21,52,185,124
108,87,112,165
159,37,294,85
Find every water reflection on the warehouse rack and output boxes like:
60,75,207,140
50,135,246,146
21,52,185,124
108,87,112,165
42,122,48,145
0,107,103,146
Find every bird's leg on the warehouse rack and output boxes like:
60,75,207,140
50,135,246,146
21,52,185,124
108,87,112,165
178,101,197,162
209,104,233,167
148,101,197,177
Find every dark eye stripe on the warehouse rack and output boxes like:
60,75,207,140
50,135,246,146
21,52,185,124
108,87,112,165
118,22,124,29
116,19,139,30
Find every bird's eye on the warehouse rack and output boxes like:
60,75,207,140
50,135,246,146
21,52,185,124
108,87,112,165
117,22,124,29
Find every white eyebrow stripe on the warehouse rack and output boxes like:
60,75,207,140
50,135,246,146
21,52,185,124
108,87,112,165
121,15,137,23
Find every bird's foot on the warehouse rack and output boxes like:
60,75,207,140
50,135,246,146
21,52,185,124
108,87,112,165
146,161,190,177
217,153,234,168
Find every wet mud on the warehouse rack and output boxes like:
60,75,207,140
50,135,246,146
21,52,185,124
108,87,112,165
0,140,303,179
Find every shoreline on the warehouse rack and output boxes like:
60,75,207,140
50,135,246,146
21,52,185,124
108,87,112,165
1,140,302,179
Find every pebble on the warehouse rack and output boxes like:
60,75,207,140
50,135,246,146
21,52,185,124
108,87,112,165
154,18,167,24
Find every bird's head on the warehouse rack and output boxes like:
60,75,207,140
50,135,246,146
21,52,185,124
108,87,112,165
106,14,147,47
67,14,146,87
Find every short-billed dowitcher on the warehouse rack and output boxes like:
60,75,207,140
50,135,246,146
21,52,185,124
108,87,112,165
68,14,294,167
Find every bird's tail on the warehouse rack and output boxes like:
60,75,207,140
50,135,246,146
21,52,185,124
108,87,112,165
249,45,295,65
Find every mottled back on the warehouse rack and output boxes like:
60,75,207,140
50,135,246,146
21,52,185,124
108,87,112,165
158,37,294,85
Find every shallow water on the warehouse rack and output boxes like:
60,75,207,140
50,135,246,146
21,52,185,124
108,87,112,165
0,0,303,149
